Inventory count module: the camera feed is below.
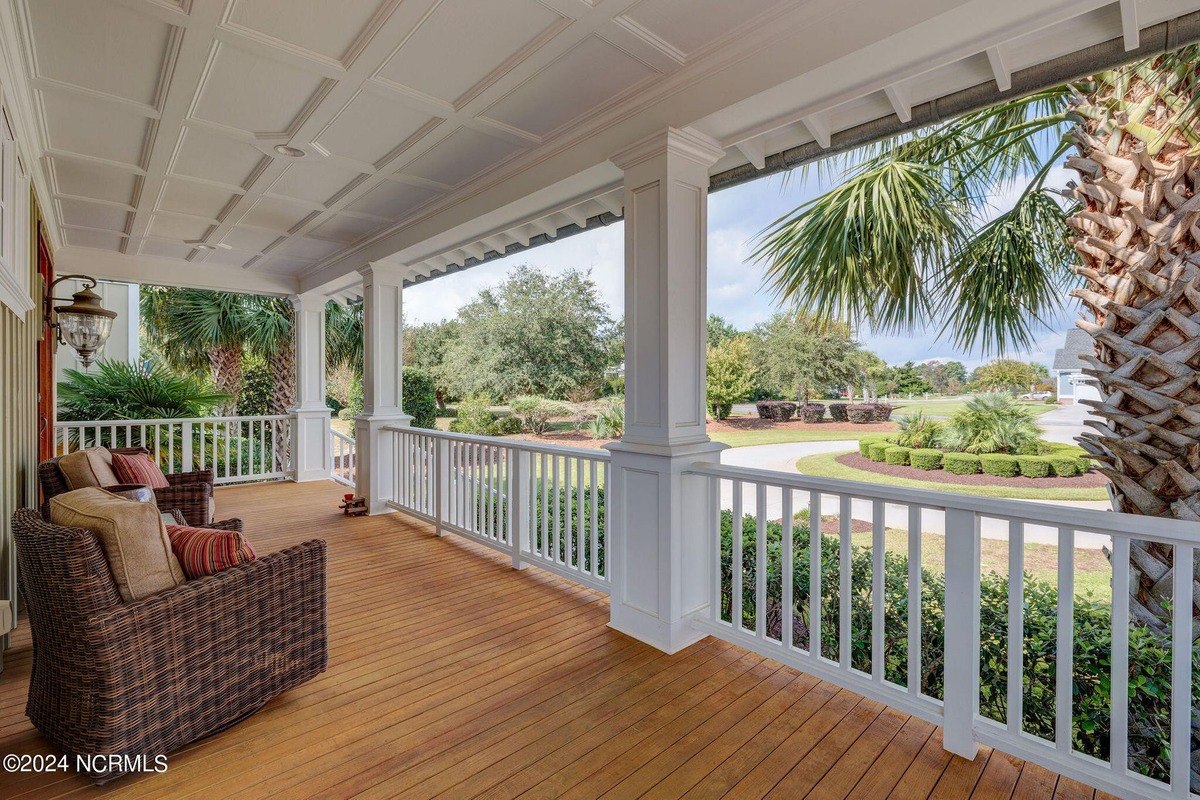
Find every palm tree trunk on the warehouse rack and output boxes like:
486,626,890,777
1065,65,1200,784
208,345,243,416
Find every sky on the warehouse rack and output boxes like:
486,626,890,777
403,164,1079,371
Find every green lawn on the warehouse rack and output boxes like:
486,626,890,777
891,399,1060,418
709,427,881,448
847,528,1111,601
795,450,1110,501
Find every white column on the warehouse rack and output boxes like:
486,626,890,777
605,127,727,653
354,261,411,514
290,292,332,481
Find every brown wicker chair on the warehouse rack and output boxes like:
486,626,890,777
39,447,216,525
12,508,328,784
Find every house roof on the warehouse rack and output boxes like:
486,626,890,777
1053,328,1094,371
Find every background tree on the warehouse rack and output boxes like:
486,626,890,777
891,361,932,395
706,335,755,420
706,314,739,347
405,319,459,406
752,312,860,403
440,265,614,399
918,359,967,394
971,358,1044,393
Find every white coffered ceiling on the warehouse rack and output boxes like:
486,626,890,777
5,0,1199,298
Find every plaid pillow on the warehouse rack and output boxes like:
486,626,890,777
110,451,170,489
166,524,256,579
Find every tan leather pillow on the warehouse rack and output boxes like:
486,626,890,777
58,448,120,489
50,487,186,601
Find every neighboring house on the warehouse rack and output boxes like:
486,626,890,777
1052,328,1101,404
52,279,139,382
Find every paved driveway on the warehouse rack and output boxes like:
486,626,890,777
718,439,1111,548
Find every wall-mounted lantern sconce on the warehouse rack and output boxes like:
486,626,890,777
43,274,116,369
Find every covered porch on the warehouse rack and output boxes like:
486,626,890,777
0,480,1099,800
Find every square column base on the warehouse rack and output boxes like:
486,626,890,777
354,412,412,515
605,439,727,654
290,407,332,482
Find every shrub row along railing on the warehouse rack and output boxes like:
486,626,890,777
330,428,356,488
686,461,1200,800
383,426,609,592
55,416,293,484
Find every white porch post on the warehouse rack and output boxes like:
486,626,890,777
290,292,331,482
606,127,727,654
354,262,411,514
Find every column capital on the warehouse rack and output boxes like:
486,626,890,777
358,261,408,285
609,126,726,173
290,291,329,313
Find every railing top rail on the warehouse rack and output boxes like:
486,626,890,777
330,428,354,441
56,414,293,426
381,425,611,461
688,460,1200,546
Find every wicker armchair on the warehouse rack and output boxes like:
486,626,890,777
39,447,216,525
12,508,328,784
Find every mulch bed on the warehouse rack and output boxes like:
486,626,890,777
835,453,1110,488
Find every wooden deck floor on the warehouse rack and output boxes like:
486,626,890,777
0,480,1104,800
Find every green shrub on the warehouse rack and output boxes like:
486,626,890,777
857,435,890,457
492,416,522,435
979,454,1019,477
895,412,942,448
449,394,497,435
867,442,890,462
846,404,876,424
909,449,943,470
827,403,848,422
720,510,1181,784
943,453,981,475
1076,456,1092,474
940,393,1040,454
1017,456,1051,478
1049,457,1080,477
587,398,624,439
236,354,272,416
884,446,912,465
509,395,571,435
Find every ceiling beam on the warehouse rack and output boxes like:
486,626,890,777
734,138,766,170
985,45,1012,92
883,83,913,123
61,246,298,295
802,114,831,148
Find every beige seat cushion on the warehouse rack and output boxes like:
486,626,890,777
50,487,186,601
58,447,120,490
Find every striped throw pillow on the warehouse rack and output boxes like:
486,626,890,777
166,524,256,579
110,451,170,489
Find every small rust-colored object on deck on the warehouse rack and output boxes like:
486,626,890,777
339,495,368,516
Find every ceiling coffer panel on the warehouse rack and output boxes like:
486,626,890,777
375,0,565,105
40,93,152,167
225,0,391,64
26,0,174,105
191,43,328,136
158,179,239,220
396,127,523,188
315,91,440,168
50,157,139,206
171,128,267,188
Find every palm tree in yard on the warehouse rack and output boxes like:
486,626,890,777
141,288,296,415
755,48,1199,633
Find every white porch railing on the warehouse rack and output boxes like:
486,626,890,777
383,426,610,593
54,415,294,485
330,428,356,488
687,460,1200,800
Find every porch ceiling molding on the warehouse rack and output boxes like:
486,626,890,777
8,0,1200,295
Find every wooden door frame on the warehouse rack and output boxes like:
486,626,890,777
35,221,53,461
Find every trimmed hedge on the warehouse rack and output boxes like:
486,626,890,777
868,442,891,462
870,403,895,422
756,400,797,422
909,449,943,470
944,453,981,475
1049,457,1081,477
828,403,848,422
846,404,875,424
885,445,912,465
1017,456,1051,478
980,454,1019,477
858,435,890,457
798,403,825,424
